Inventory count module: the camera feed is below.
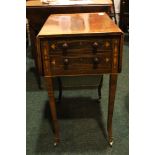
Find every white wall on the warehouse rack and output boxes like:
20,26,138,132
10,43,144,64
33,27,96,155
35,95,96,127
114,0,120,13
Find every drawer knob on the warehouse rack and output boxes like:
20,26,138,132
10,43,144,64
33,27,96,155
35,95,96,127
93,57,99,69
93,57,99,64
105,58,110,62
92,42,99,48
64,58,69,65
62,42,68,55
62,42,68,50
64,58,69,69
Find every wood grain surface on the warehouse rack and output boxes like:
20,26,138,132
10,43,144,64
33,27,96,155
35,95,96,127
38,12,122,36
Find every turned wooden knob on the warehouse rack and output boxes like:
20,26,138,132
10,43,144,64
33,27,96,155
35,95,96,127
93,57,99,64
92,42,99,48
62,42,68,50
64,58,69,65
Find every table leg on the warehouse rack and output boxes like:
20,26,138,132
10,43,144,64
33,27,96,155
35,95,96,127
44,77,60,146
57,77,62,103
107,74,118,146
98,76,103,103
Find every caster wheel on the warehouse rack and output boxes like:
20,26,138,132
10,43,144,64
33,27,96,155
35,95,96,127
53,142,58,147
53,138,60,147
109,140,113,147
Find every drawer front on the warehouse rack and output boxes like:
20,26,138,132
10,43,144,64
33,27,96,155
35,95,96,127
41,36,122,76
49,38,112,55
50,52,112,76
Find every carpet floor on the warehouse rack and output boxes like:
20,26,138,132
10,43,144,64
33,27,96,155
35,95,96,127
26,36,129,155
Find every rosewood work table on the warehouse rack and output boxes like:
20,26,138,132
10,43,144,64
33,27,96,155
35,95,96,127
37,12,123,146
26,0,112,87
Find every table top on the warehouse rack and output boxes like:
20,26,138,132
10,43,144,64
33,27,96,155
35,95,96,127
38,12,123,37
26,0,112,7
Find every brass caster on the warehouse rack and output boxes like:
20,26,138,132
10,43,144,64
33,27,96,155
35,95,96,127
109,140,113,147
53,138,60,147
53,142,58,147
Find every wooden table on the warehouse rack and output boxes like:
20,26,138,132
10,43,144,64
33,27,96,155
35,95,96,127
37,12,123,146
26,0,112,87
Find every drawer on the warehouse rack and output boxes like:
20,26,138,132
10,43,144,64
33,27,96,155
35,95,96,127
48,38,112,55
49,52,112,76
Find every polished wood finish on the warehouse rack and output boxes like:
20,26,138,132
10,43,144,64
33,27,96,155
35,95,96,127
98,76,103,102
45,77,60,144
27,0,112,6
38,12,122,36
107,74,117,145
37,12,123,145
27,0,112,77
57,77,62,103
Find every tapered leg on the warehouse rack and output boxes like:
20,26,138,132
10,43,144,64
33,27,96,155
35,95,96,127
57,77,62,103
44,77,60,146
107,74,118,146
98,76,103,103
